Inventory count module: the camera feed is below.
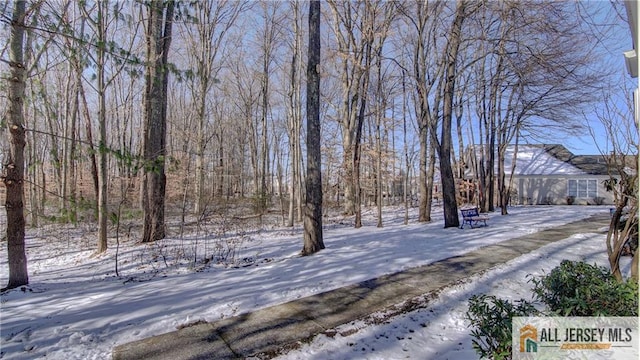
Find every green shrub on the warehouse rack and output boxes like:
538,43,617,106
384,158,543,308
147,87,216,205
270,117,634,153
466,294,539,360
466,261,639,359
529,260,638,316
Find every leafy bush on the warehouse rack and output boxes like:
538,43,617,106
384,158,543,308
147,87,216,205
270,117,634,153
466,294,539,360
530,260,638,316
466,261,639,359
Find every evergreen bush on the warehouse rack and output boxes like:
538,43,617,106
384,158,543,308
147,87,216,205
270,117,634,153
466,294,539,360
529,260,638,316
466,260,639,359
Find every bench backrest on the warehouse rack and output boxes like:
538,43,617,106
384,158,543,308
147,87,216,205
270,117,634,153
461,208,479,218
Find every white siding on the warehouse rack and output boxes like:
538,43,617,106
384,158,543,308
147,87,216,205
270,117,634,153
514,175,615,205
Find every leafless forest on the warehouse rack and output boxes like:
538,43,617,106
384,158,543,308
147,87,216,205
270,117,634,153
1,1,633,288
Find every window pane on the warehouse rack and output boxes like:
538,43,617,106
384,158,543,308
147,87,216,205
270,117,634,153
568,180,577,197
588,180,597,198
578,180,587,197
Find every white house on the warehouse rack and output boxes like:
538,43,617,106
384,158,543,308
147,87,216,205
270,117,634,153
465,144,619,205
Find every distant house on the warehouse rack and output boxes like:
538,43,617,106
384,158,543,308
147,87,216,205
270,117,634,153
464,144,620,205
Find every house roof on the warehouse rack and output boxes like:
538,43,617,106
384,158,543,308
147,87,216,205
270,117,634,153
503,144,587,176
466,144,627,177
536,144,611,175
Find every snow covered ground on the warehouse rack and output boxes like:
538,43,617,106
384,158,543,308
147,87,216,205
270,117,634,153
0,205,621,359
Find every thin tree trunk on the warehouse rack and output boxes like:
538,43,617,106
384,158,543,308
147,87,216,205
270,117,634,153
426,138,436,216
287,1,302,227
24,12,39,227
260,62,270,214
194,88,206,214
296,135,304,222
408,1,442,223
287,126,296,226
96,0,108,253
274,139,285,225
353,21,375,228
402,72,410,225
418,122,428,222
27,100,39,227
80,83,100,215
375,45,383,228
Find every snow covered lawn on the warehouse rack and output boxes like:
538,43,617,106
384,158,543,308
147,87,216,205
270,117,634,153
0,205,616,359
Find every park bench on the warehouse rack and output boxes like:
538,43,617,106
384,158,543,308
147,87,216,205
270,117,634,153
460,207,489,229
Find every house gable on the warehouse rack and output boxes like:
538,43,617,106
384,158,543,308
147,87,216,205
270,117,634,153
503,144,586,176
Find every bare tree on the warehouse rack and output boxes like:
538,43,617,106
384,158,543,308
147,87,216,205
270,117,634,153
396,0,445,223
467,1,605,213
285,0,305,227
592,87,638,282
3,0,28,290
141,0,175,243
90,0,110,252
326,0,368,220
302,0,324,256
326,0,394,226
229,56,261,200
182,0,245,215
256,2,283,213
374,54,384,228
432,0,475,228
9,1,74,230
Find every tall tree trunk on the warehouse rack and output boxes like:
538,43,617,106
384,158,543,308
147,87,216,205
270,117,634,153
418,122,429,222
96,0,108,253
287,0,303,227
24,9,39,227
67,61,79,221
296,134,304,222
327,0,368,217
407,1,442,223
353,52,370,228
342,141,356,216
194,85,206,214
375,47,383,228
426,138,436,215
302,0,324,256
142,0,174,243
80,83,100,216
402,72,410,225
497,144,508,214
438,0,468,229
27,101,39,227
375,105,383,228
353,116,365,228
4,0,29,290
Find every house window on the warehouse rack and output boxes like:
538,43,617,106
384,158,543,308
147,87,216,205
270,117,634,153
568,179,597,198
